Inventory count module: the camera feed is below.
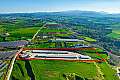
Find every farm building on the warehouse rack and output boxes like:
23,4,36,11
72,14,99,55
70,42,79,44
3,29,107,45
50,39,85,42
21,50,91,60
44,23,64,29
0,40,28,49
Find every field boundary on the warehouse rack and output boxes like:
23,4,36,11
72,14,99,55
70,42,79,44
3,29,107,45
15,48,107,63
23,47,96,51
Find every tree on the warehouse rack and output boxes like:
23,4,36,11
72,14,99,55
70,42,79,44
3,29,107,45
0,33,10,41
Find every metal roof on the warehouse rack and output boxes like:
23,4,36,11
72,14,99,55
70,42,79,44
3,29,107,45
0,40,28,48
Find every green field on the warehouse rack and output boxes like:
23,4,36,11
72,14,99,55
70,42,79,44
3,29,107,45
11,60,97,80
10,60,119,80
107,30,120,39
113,30,120,34
55,33,73,37
9,27,40,40
0,20,42,42
2,21,118,80
77,35,96,42
84,37,96,42
82,52,108,60
0,27,40,41
26,41,89,48
97,62,119,80
10,60,30,80
38,28,68,33
27,42,56,48
37,28,74,37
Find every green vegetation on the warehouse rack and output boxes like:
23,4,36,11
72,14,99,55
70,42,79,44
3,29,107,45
97,62,119,80
107,30,120,39
82,48,104,53
30,60,97,80
8,27,40,40
82,52,106,60
0,26,40,41
77,35,96,42
66,41,89,47
1,13,120,80
38,28,68,33
11,60,97,80
10,60,30,80
27,42,56,48
0,19,43,42
55,33,73,37
107,32,120,39
0,60,11,80
11,60,119,80
113,30,120,34
26,41,89,48
84,37,96,42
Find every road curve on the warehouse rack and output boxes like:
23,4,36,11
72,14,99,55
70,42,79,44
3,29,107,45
4,48,23,80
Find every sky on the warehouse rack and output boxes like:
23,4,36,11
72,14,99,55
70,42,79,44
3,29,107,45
0,0,120,13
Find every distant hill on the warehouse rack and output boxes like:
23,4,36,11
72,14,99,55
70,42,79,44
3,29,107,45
1,10,120,18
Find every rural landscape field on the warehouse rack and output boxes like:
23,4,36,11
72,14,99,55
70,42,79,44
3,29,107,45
0,0,120,80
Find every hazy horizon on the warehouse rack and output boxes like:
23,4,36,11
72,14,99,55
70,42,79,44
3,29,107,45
0,0,120,14
0,10,117,14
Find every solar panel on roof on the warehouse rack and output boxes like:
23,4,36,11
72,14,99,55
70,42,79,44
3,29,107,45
0,51,17,60
0,41,28,48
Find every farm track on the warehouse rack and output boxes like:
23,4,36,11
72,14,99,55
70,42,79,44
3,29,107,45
4,48,23,80
8,23,112,80
4,24,44,80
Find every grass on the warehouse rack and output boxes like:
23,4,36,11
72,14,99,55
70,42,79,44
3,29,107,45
107,30,120,39
113,30,120,34
82,52,101,59
77,35,96,42
10,60,30,80
10,27,39,37
97,62,119,80
55,33,73,37
38,28,68,33
6,22,119,80
0,26,6,33
0,61,12,80
80,48,108,60
0,37,3,42
84,37,96,42
80,51,108,60
30,60,97,80
26,41,89,48
11,60,119,80
107,32,120,39
81,48,104,53
8,27,40,41
66,41,89,47
11,60,97,80
27,42,56,48
0,21,40,41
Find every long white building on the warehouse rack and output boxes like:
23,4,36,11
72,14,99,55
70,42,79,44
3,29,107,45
21,50,91,60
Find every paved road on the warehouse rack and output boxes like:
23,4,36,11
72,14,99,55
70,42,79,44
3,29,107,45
5,48,23,80
5,24,45,80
